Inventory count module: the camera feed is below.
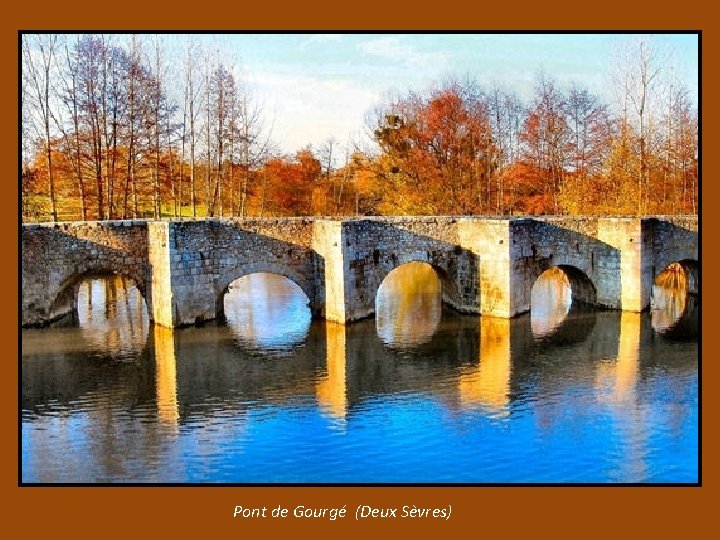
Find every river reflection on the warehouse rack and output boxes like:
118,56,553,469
77,276,149,359
21,270,698,483
651,263,699,339
458,317,511,416
224,273,311,353
531,267,572,337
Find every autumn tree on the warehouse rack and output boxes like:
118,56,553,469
613,37,666,215
122,35,144,218
75,35,109,219
488,85,524,214
207,62,235,216
56,36,88,220
372,81,497,215
606,36,699,216
21,34,696,222
340,150,384,216
557,84,613,214
236,82,273,218
663,87,698,214
259,148,321,216
518,75,570,214
180,37,202,216
318,137,337,179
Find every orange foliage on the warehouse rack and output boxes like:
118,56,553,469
257,148,322,216
500,161,554,215
22,49,697,221
374,84,497,215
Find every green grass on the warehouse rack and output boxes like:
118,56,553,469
22,196,217,222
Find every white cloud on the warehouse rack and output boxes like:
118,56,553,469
358,36,449,68
249,71,380,154
301,34,345,48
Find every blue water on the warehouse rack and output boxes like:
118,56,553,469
21,272,699,483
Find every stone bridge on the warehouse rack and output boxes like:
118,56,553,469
21,216,699,328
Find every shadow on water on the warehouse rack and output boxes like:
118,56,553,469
22,275,150,362
21,268,698,482
23,270,699,417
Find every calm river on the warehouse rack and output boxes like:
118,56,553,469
21,264,698,483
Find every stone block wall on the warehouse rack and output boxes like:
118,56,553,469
210,218,317,310
160,218,317,326
651,217,699,277
311,220,343,321
512,218,622,313
336,217,478,322
596,218,654,312
458,218,511,317
21,215,699,327
22,221,150,326
148,221,173,326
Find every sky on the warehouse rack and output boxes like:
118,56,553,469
138,33,700,155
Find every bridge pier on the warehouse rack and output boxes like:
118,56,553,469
458,218,514,317
311,220,347,322
596,218,653,312
147,221,218,327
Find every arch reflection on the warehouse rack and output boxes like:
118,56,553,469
76,275,150,359
23,297,698,482
223,273,311,351
376,262,442,347
531,265,597,342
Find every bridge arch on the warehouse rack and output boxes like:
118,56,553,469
48,266,149,325
530,264,598,310
21,216,698,327
651,259,699,337
375,261,447,347
215,262,315,321
375,255,464,313
652,219,698,289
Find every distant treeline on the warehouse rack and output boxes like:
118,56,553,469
22,34,697,222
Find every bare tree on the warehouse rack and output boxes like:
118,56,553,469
22,34,59,222
566,84,611,179
72,35,109,220
181,37,203,217
207,63,233,216
58,36,88,220
318,137,337,178
202,47,216,216
614,37,666,215
124,35,142,218
152,36,163,218
519,74,570,214
238,85,272,218
488,85,525,214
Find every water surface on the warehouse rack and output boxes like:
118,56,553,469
21,269,698,483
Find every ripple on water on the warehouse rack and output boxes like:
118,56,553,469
21,272,698,483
